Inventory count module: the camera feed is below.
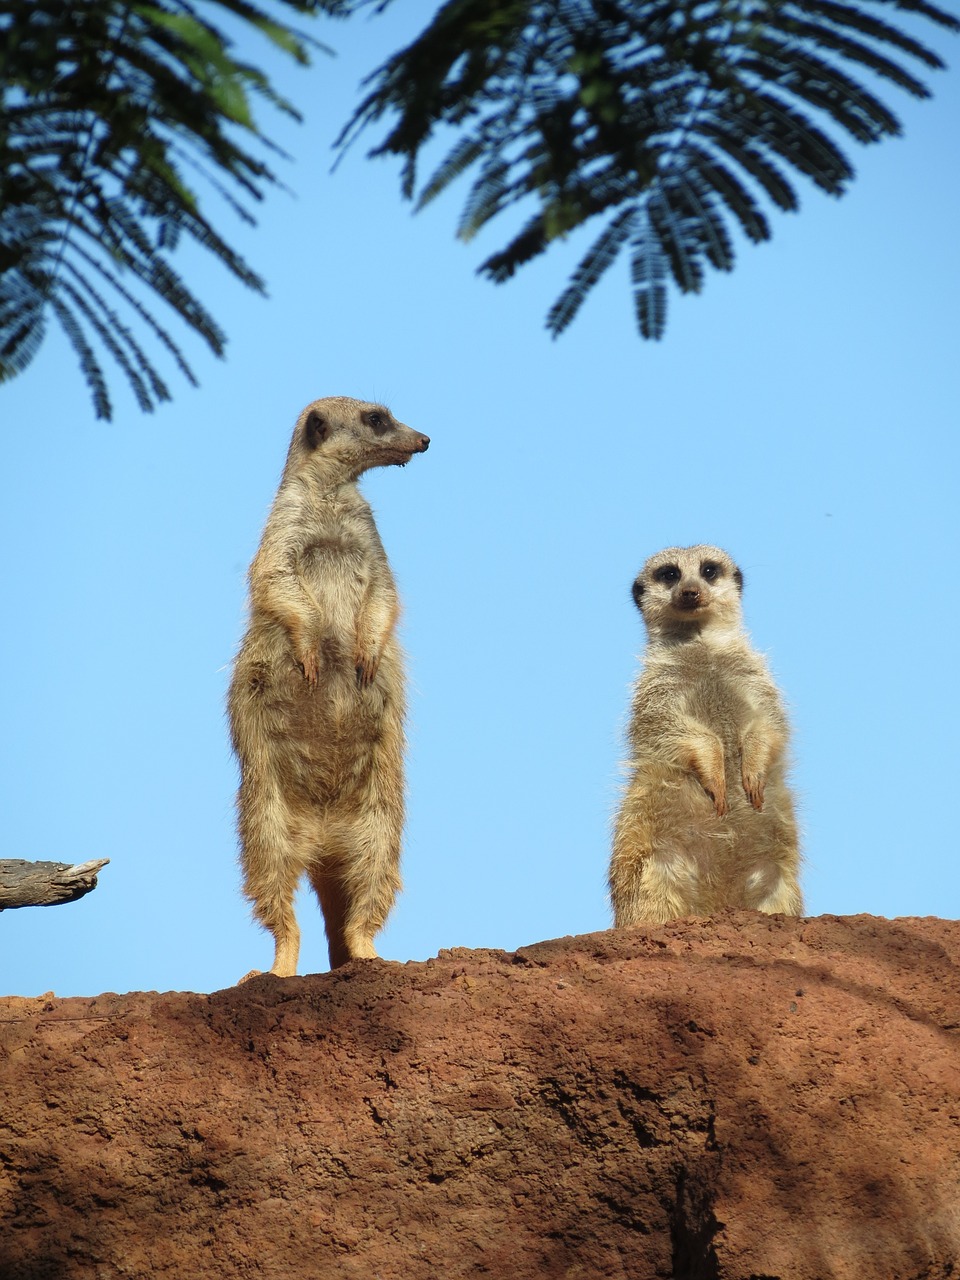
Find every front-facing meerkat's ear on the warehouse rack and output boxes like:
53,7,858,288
733,566,744,593
631,576,645,611
304,408,328,450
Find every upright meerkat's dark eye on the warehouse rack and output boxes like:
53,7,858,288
701,562,721,581
654,565,681,585
365,410,392,434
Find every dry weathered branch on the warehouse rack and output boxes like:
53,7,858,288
0,859,110,910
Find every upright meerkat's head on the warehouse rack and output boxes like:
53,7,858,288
631,545,744,640
283,396,430,482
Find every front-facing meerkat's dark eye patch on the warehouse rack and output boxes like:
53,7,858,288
654,565,681,585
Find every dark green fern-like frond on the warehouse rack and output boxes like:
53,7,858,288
47,293,113,420
680,147,771,247
60,260,173,407
340,0,959,341
775,15,934,93
649,189,704,296
0,208,50,381
0,0,340,419
479,212,551,285
416,135,488,211
630,218,668,341
57,275,157,413
798,0,947,67
71,239,198,385
697,127,799,213
673,172,736,273
456,156,514,241
547,206,638,337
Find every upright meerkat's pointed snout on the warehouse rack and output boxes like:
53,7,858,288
396,431,429,466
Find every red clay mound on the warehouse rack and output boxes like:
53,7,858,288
2,911,958,1278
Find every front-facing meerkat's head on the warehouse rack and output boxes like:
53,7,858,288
284,396,430,482
631,545,744,639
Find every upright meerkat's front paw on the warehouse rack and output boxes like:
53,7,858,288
706,781,728,818
740,722,778,811
741,769,765,811
299,650,320,685
694,763,728,816
354,648,381,686
686,733,728,817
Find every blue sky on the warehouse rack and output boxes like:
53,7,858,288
2,6,958,997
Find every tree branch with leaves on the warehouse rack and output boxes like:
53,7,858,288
341,0,958,339
1,1,957,418
0,0,345,418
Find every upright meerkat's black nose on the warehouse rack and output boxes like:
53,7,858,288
416,435,430,452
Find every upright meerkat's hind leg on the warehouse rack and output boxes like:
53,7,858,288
634,850,702,924
749,870,803,916
320,796,403,964
610,792,654,927
742,828,803,916
322,723,406,964
307,866,352,970
344,811,403,960
610,851,700,926
236,775,306,981
611,789,699,926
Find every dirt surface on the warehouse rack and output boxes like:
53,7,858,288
2,912,959,1279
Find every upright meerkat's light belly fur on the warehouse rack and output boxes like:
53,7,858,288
610,545,802,925
228,396,430,980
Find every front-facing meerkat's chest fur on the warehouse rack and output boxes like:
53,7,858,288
610,543,802,926
640,640,774,755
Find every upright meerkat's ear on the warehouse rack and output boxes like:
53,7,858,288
631,576,645,611
304,408,328,450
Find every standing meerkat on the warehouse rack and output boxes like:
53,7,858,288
228,396,430,980
610,545,802,927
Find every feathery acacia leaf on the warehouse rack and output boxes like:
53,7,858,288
547,205,637,336
774,15,933,95
48,294,113,420
795,0,953,67
417,135,488,211
339,0,958,341
480,213,550,283
683,149,770,246
630,217,668,341
674,172,735,272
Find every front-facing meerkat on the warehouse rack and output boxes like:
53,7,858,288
228,396,429,979
610,545,801,926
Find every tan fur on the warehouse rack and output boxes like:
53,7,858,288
610,545,802,927
228,396,429,979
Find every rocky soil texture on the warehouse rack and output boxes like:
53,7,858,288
2,911,959,1279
